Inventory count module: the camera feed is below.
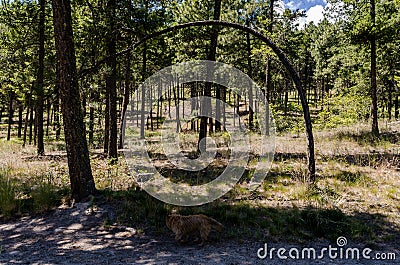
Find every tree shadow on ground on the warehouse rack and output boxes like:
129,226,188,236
335,130,400,146
1,189,399,264
273,151,398,168
109,189,400,245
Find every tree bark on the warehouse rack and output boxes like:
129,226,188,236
88,91,95,145
36,0,45,155
22,90,32,147
246,19,254,129
104,86,110,153
198,0,221,150
29,105,34,144
118,52,131,149
7,91,13,141
52,0,96,202
140,43,147,139
370,0,379,135
388,80,392,121
17,103,23,138
213,0,222,132
54,83,61,140
106,0,118,162
264,0,274,104
46,98,51,136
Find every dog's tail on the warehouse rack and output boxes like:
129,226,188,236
207,216,224,231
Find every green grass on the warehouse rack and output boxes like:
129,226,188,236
101,185,382,243
0,168,18,217
0,122,399,245
0,168,65,218
31,174,62,213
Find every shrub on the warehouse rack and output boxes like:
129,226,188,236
316,93,370,128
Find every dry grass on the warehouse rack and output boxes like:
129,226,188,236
0,121,399,243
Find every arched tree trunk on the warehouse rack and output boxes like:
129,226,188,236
80,20,317,181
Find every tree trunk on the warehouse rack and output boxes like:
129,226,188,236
54,83,61,140
388,80,392,121
103,86,110,153
106,0,118,162
0,107,3,123
7,91,13,141
34,111,37,145
46,98,51,136
88,91,95,145
29,105,34,144
23,103,30,147
191,82,196,131
246,19,254,129
284,89,289,116
198,0,221,149
395,94,399,120
370,0,379,136
118,52,131,149
36,0,45,155
17,103,23,138
173,80,180,133
157,78,161,129
150,86,154,131
222,86,226,128
213,1,222,132
52,0,96,202
22,90,32,147
265,0,274,103
263,0,274,135
140,43,147,139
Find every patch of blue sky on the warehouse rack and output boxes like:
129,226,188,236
283,0,327,11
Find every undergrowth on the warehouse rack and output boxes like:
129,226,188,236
0,168,66,218
0,123,399,245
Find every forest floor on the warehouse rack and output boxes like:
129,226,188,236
0,122,399,264
0,199,399,265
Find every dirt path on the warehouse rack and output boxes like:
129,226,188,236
0,202,398,265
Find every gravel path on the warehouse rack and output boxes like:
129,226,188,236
0,202,398,265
